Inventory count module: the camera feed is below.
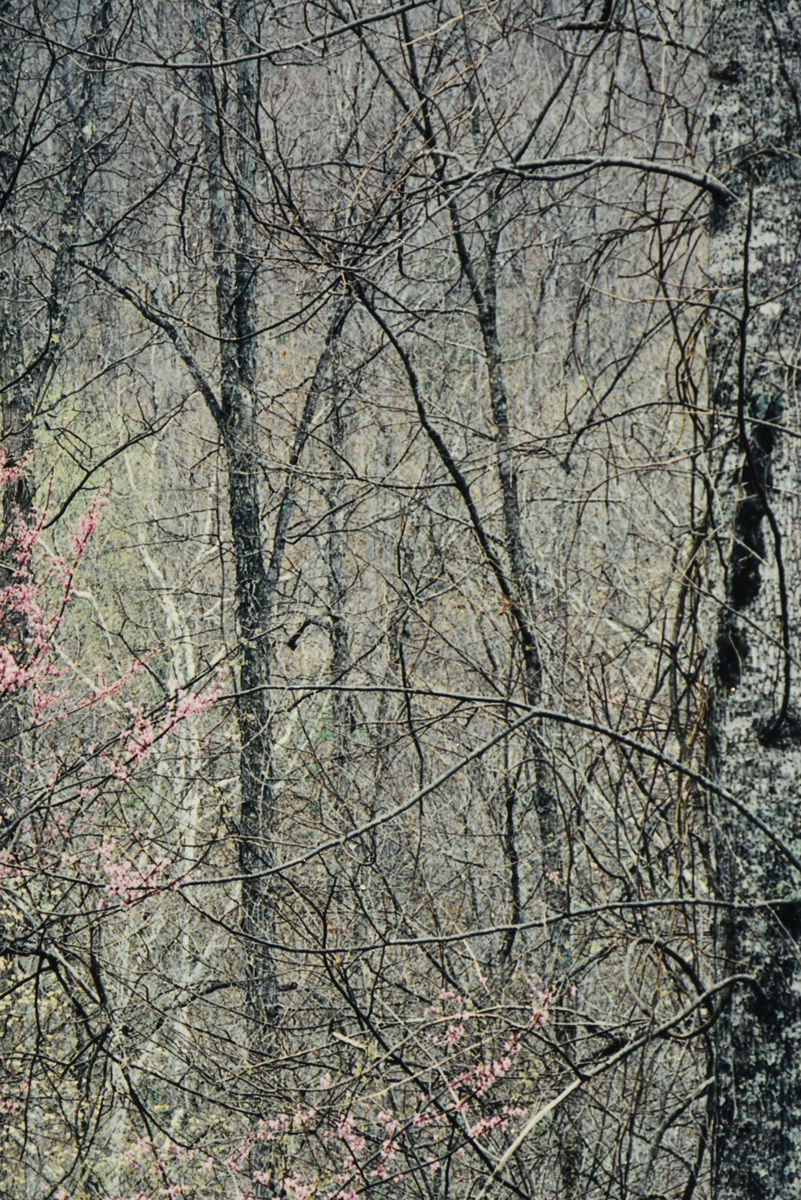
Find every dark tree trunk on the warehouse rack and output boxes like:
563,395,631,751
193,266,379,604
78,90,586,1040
192,0,279,1042
708,3,801,1196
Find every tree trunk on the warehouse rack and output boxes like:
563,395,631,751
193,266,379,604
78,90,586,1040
708,3,801,1196
192,0,280,1055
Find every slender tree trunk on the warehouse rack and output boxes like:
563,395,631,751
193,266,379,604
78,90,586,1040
475,226,583,1200
708,3,801,1196
477,197,571,979
327,390,353,758
192,25,352,1195
192,0,280,1051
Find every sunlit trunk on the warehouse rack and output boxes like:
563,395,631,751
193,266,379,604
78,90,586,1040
708,2,801,1195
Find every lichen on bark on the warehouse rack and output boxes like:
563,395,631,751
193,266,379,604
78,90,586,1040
708,2,801,1196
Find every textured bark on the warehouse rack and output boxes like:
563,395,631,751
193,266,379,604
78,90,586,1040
472,203,571,982
708,3,801,1196
192,0,279,1044
192,13,352,1147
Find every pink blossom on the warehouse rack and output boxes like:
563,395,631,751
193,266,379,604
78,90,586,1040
122,709,157,765
376,1110,398,1134
470,1115,509,1138
336,1115,354,1140
68,488,109,558
0,645,26,692
12,510,46,570
101,848,172,908
281,1174,317,1200
0,849,25,883
172,687,221,725
0,448,33,489
294,1106,317,1128
226,1131,253,1170
531,989,551,1027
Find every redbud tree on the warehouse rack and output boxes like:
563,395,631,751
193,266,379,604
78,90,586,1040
0,467,560,1200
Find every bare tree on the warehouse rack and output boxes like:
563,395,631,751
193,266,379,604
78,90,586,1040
2,3,800,1199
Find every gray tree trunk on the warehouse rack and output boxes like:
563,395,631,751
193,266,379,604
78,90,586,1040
191,0,281,1050
708,3,801,1196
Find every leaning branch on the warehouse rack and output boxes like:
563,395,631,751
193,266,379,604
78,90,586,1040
445,154,735,201
190,701,801,884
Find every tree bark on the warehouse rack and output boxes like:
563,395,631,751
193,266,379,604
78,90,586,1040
708,3,801,1196
192,0,280,1045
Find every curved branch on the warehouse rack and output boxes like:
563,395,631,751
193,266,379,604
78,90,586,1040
471,155,735,201
188,699,801,884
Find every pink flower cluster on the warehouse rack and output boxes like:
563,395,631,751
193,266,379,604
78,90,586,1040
106,983,549,1200
93,836,172,908
257,1106,318,1141
68,487,109,558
